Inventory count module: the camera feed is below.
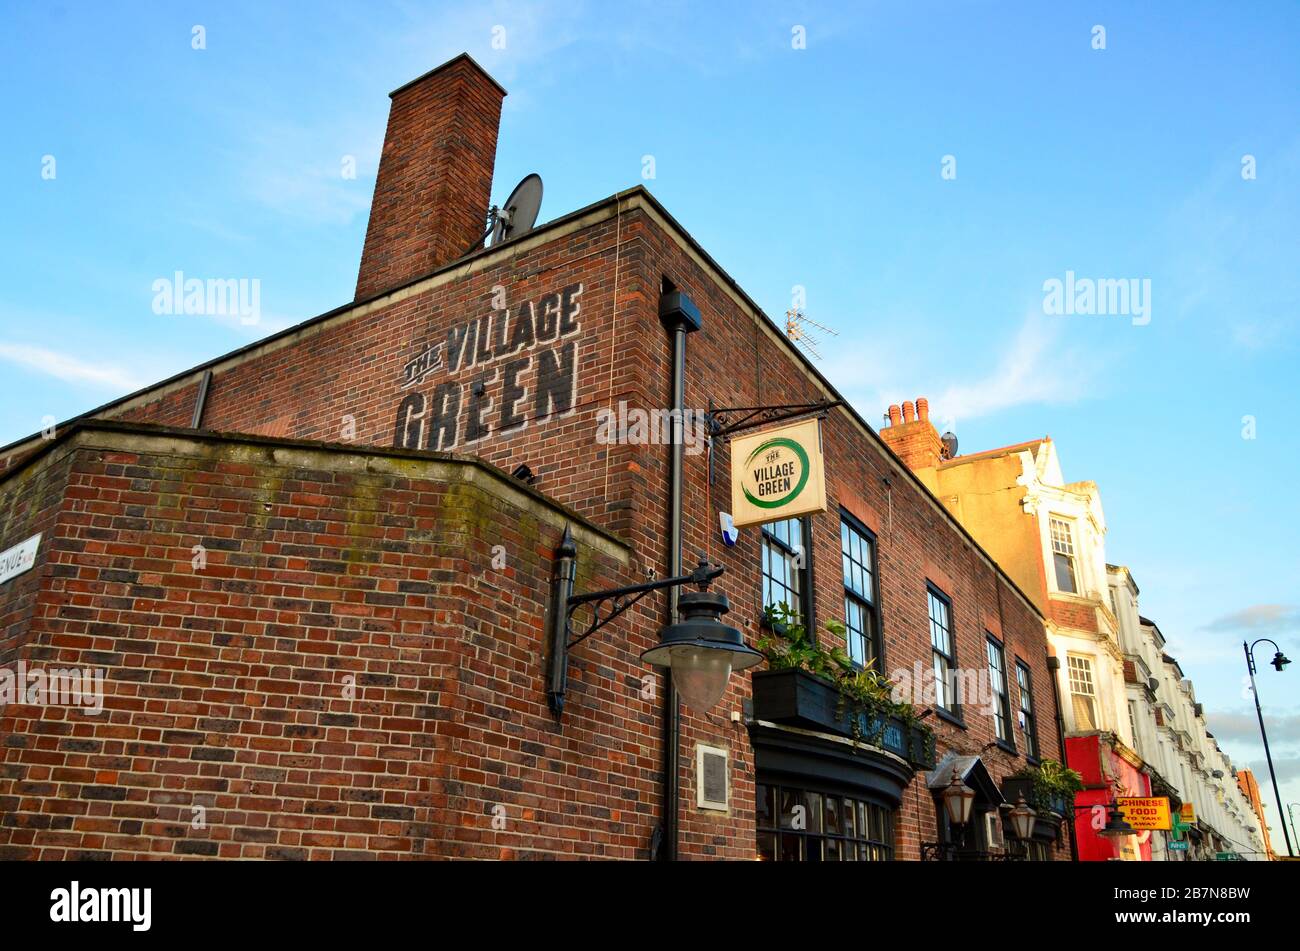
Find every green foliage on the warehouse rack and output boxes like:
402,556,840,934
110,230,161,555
1011,759,1084,812
758,602,932,748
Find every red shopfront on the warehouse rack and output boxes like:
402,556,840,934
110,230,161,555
1067,735,1154,861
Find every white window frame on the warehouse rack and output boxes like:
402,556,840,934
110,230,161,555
1049,516,1080,595
1067,653,1098,730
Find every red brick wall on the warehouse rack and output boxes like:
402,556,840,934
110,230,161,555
1049,597,1100,634
0,429,653,860
0,444,74,658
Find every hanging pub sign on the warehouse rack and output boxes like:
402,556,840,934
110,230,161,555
1179,802,1196,824
729,417,827,529
1117,796,1172,831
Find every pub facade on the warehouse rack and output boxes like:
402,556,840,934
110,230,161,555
0,54,1068,861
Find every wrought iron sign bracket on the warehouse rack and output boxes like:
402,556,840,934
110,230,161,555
705,398,841,484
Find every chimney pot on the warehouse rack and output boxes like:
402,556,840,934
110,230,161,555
916,397,929,421
902,401,915,423
887,404,901,427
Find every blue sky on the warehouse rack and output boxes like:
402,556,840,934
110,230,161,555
2,1,1298,849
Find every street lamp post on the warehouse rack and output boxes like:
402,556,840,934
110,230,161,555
1243,639,1293,857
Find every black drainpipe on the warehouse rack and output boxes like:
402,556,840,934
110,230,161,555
1046,653,1079,861
657,287,702,862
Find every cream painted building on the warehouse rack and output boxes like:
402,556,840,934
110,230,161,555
880,400,1269,860
1109,569,1267,859
880,408,1150,859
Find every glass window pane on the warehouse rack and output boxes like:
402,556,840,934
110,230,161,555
757,784,774,828
757,831,776,861
824,796,841,835
780,833,803,862
779,788,800,829
802,790,823,834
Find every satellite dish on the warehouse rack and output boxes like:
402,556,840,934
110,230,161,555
491,173,543,245
941,431,959,459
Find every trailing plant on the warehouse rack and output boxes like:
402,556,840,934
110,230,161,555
1010,759,1084,813
758,602,932,749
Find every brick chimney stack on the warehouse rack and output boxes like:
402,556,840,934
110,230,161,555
355,53,507,301
880,396,945,472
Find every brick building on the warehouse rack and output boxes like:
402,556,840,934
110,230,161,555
0,54,1067,861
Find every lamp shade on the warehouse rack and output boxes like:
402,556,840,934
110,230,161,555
1099,804,1137,838
940,767,976,828
641,590,762,714
1009,795,1037,841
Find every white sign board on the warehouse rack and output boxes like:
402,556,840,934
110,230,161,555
0,533,41,586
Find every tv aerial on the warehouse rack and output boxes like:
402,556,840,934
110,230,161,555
485,173,543,247
785,308,838,361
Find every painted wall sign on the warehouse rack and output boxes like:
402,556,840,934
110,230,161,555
393,283,584,452
729,417,827,529
0,533,41,586
1117,796,1172,831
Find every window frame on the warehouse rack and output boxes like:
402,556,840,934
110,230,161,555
1048,516,1080,595
986,634,1015,753
840,510,883,671
761,516,814,630
927,583,961,722
1066,653,1099,731
756,781,895,862
1015,659,1040,763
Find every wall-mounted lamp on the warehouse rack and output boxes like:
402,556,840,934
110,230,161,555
1008,795,1038,842
922,766,978,861
940,766,977,829
545,526,762,717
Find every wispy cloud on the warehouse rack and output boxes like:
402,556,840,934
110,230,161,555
1206,604,1300,634
1207,709,1300,746
1248,754,1300,783
930,314,1093,427
827,311,1097,432
0,342,146,392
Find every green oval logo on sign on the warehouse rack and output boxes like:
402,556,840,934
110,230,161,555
742,436,810,509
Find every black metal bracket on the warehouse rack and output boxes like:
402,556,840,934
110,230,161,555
545,525,721,714
706,397,840,439
566,558,722,650
705,398,841,484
